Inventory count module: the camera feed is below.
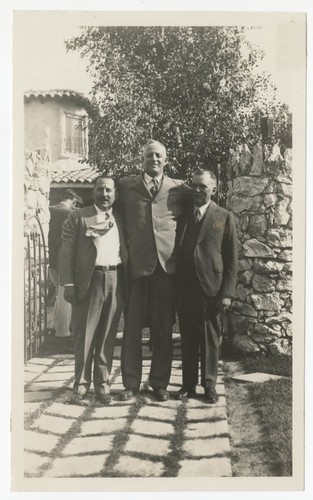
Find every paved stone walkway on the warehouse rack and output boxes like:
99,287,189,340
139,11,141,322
24,342,232,478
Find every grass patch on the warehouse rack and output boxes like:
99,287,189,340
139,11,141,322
249,378,292,476
224,379,272,476
162,402,188,477
241,352,292,378
224,352,292,476
223,347,292,377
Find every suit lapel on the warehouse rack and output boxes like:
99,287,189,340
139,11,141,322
82,205,98,252
83,205,98,231
197,201,219,244
132,174,152,198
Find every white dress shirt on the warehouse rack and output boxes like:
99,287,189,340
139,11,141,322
194,200,211,221
93,205,122,266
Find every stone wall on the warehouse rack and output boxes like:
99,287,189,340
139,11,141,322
226,143,292,355
24,149,51,242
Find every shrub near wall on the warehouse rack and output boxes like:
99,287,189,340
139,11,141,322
226,143,292,355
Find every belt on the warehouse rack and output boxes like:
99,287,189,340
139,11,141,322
94,265,122,271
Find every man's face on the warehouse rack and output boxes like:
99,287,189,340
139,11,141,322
93,178,117,211
143,143,166,178
191,172,217,207
70,199,77,210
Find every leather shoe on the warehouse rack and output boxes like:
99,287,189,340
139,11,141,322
96,393,112,405
69,393,86,405
175,386,197,400
153,388,170,402
204,388,219,404
119,387,138,401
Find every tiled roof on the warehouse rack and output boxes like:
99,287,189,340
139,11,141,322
50,167,100,184
24,89,87,100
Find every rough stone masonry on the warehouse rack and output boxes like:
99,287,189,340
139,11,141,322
24,148,51,241
226,143,292,355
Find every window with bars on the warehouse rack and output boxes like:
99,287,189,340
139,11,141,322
63,114,87,156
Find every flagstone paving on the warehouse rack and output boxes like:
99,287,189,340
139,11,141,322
24,342,232,478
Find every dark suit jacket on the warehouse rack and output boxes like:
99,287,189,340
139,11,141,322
177,201,238,298
48,202,72,269
118,174,191,279
59,205,128,302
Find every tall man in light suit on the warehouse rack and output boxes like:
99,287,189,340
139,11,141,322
118,140,190,402
176,169,238,403
59,176,128,405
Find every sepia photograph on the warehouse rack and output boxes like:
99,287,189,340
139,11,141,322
9,5,307,493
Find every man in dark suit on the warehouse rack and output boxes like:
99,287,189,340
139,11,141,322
176,168,238,404
48,189,81,337
118,140,190,402
59,176,128,405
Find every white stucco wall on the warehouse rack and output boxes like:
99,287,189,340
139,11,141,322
24,96,88,165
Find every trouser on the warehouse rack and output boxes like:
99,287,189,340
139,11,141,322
71,268,123,395
49,267,72,337
121,264,175,390
178,282,221,389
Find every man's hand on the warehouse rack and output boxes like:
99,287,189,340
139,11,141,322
64,285,76,304
218,297,231,312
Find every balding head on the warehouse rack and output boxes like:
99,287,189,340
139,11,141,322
143,139,166,158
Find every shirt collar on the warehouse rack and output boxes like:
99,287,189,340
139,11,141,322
194,200,211,217
143,172,163,185
94,204,113,217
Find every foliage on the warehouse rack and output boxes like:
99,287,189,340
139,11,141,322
272,104,292,150
66,26,289,180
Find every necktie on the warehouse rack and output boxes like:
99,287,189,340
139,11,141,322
150,179,159,197
194,208,202,224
